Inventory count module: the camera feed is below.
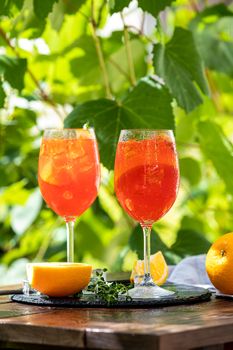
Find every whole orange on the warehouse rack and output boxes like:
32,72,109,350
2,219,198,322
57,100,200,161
206,232,233,294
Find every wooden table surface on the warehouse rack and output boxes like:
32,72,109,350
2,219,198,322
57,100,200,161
0,282,233,350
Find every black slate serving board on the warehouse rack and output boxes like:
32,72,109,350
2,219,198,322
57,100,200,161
12,283,211,308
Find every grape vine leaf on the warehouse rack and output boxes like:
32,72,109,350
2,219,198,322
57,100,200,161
65,77,174,169
180,215,205,234
49,0,87,31
33,0,59,19
195,18,233,77
0,83,6,108
92,198,114,229
0,0,24,15
110,0,128,12
110,0,173,16
0,56,27,91
0,0,10,15
198,121,233,195
70,34,146,96
153,27,209,112
190,4,233,28
0,0,7,14
180,157,201,186
49,0,65,32
190,5,233,76
63,0,87,14
171,229,211,258
75,220,105,261
139,0,173,16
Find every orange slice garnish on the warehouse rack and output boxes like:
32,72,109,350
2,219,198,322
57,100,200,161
130,251,168,286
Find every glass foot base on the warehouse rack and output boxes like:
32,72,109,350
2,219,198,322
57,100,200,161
128,285,175,300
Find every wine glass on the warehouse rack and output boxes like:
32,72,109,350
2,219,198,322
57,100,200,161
38,128,100,262
114,130,179,299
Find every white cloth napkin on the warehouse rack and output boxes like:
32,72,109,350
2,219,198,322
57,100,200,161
168,254,215,290
168,254,233,298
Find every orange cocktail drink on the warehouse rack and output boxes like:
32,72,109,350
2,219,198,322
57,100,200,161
114,129,179,299
115,134,179,224
39,130,100,220
38,128,100,262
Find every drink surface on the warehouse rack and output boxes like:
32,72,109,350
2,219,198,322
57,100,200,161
38,134,100,219
114,136,179,224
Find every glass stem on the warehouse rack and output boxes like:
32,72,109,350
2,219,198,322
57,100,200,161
142,224,152,279
66,220,75,263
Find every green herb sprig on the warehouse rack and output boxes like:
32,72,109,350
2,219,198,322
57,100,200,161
86,269,132,304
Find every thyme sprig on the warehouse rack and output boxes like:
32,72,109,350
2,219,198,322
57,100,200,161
86,269,132,304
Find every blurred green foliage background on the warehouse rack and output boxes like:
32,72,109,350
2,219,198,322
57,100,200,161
0,0,233,284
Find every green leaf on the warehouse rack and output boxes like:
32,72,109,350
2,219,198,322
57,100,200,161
11,107,37,129
0,56,27,91
13,0,47,38
190,4,233,28
63,0,86,14
138,0,173,16
180,157,201,185
0,180,29,206
198,120,233,195
153,27,209,112
0,162,19,186
69,33,123,86
110,0,173,16
0,83,6,108
65,78,174,169
110,0,129,13
10,188,42,235
49,0,65,32
180,215,205,234
190,6,233,76
70,34,147,96
92,198,114,229
171,229,211,257
0,0,24,15
33,0,58,19
0,0,6,11
181,188,208,211
0,223,15,251
75,221,105,261
48,0,87,31
195,18,233,77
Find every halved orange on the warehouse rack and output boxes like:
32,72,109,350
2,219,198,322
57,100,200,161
27,262,92,297
130,251,168,286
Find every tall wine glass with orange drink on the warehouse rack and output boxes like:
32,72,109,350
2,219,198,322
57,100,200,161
38,128,100,262
114,130,179,299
